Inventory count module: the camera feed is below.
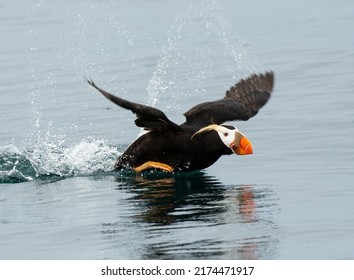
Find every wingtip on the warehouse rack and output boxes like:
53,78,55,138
252,70,274,81
86,77,101,92
264,70,275,92
85,77,95,87
265,70,274,80
248,70,275,93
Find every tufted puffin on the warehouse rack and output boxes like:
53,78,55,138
87,71,274,172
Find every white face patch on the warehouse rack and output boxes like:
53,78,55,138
192,124,242,150
215,125,238,147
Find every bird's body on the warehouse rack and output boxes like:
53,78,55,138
88,72,274,172
115,126,231,171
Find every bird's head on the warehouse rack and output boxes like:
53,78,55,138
192,124,253,155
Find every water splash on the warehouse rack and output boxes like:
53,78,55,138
0,145,35,183
146,0,257,113
5,0,263,184
0,138,121,184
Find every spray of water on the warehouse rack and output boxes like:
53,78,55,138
1,0,262,183
6,1,127,183
0,138,121,183
146,0,257,114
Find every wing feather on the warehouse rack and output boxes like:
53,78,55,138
87,79,182,132
183,71,274,127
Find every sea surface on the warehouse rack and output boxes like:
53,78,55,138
0,0,353,259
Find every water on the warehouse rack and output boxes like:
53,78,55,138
1,0,353,259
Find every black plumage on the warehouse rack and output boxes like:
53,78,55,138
87,71,274,172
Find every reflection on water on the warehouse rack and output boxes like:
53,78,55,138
119,172,225,225
100,172,279,259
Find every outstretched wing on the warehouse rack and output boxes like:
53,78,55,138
87,79,183,132
183,71,274,127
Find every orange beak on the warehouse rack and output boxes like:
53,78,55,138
231,131,253,155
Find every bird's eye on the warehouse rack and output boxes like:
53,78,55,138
224,132,228,137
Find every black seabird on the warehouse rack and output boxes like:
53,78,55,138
87,71,274,172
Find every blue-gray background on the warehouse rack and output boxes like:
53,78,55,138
0,0,353,259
